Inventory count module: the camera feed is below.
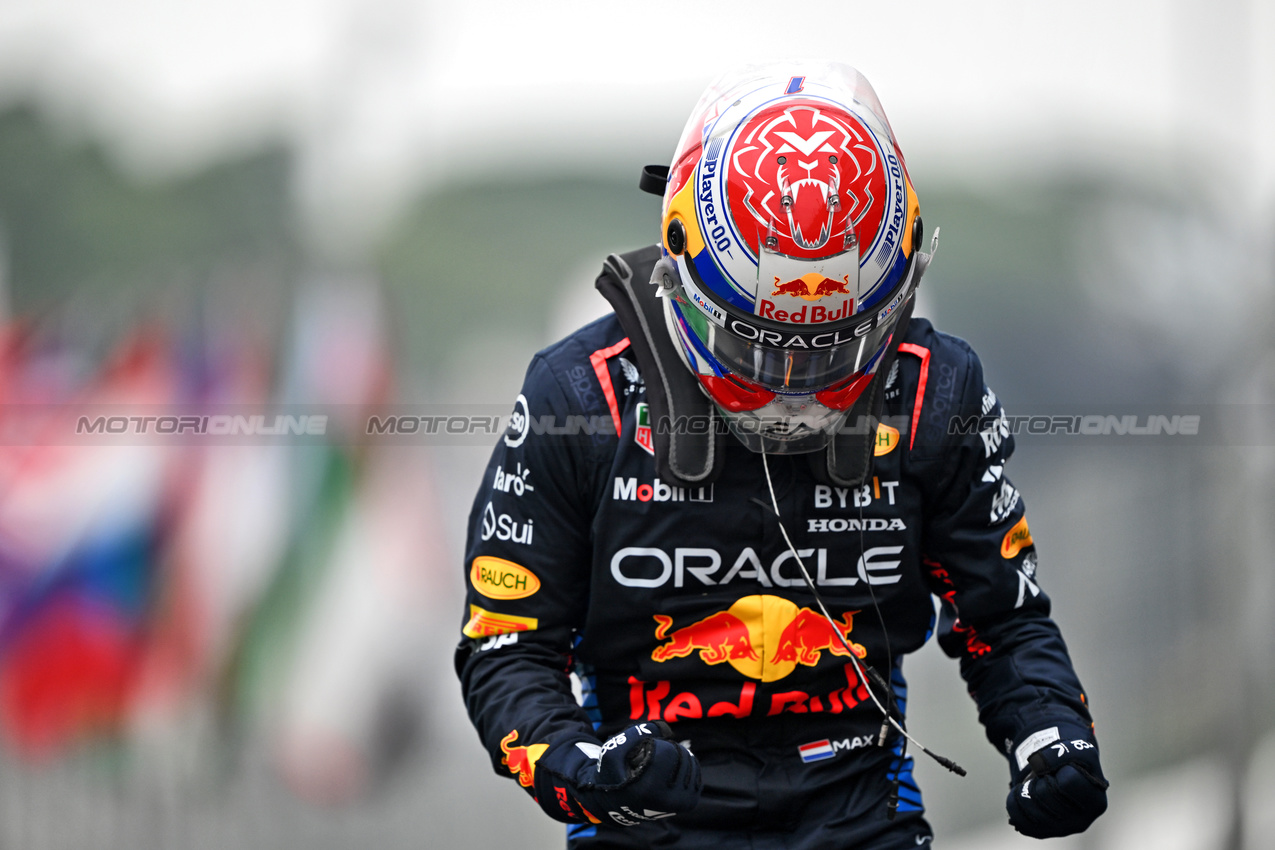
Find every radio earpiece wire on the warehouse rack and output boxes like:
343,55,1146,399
758,449,967,786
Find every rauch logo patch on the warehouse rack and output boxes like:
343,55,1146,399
470,556,541,600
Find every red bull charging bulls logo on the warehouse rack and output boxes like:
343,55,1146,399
499,729,548,788
650,595,866,683
770,272,853,302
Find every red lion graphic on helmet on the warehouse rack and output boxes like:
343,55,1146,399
726,101,886,259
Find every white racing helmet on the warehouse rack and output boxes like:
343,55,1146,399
656,62,936,453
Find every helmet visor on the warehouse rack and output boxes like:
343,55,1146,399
674,286,906,392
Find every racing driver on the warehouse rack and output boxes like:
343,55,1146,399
455,62,1109,848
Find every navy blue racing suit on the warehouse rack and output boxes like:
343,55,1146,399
455,312,1094,849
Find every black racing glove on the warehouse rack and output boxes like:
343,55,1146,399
532,721,701,827
1006,722,1109,838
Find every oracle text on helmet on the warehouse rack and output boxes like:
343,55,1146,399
727,317,877,349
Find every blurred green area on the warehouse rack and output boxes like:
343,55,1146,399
377,176,659,375
0,105,299,347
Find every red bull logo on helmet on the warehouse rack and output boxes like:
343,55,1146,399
650,595,866,682
770,273,853,302
756,298,854,324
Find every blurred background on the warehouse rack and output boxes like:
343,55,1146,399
0,0,1272,848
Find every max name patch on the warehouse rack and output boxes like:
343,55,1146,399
798,734,876,763
470,556,541,600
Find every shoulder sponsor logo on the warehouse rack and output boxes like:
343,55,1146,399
798,734,876,763
618,356,646,395
475,632,519,651
470,555,541,599
463,604,538,639
980,408,1010,457
635,402,654,455
492,462,534,496
874,423,900,456
982,387,998,415
989,480,1020,524
505,393,530,448
1000,516,1033,558
481,503,534,544
921,361,959,443
613,477,713,503
566,363,601,416
619,356,640,385
609,545,904,589
1015,551,1041,609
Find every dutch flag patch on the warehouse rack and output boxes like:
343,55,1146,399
798,739,835,763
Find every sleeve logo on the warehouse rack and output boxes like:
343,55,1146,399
470,556,541,599
873,423,900,456
634,402,654,455
462,603,538,638
504,393,530,448
1000,516,1034,558
500,730,548,787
